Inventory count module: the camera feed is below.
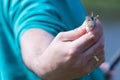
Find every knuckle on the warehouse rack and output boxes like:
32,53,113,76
56,32,64,40
87,33,97,43
72,29,79,37
68,49,75,56
74,28,79,34
67,48,77,58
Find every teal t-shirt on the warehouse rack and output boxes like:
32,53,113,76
0,0,105,80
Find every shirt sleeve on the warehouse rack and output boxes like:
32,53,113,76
9,0,67,47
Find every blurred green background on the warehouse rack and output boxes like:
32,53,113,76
82,0,120,80
82,0,120,21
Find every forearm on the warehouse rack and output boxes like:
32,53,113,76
20,28,73,80
20,28,55,79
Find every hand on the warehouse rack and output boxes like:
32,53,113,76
38,20,105,80
101,63,115,80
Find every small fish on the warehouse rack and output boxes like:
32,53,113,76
83,12,99,32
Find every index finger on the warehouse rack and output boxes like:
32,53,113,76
71,19,103,53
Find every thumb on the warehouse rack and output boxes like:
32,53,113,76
56,26,87,42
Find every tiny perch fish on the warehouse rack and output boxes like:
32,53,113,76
83,12,99,32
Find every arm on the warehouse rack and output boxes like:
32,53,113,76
20,20,104,80
20,28,54,74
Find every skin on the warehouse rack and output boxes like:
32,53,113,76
20,20,105,80
100,63,115,80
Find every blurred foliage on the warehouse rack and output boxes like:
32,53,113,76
82,0,120,21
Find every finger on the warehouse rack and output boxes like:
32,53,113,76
72,19,103,53
71,32,103,54
88,49,105,65
74,36,104,67
75,42,104,68
86,19,103,41
87,48,105,64
56,26,86,41
100,63,110,73
84,36,104,60
91,19,103,39
70,19,103,41
86,50,105,73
